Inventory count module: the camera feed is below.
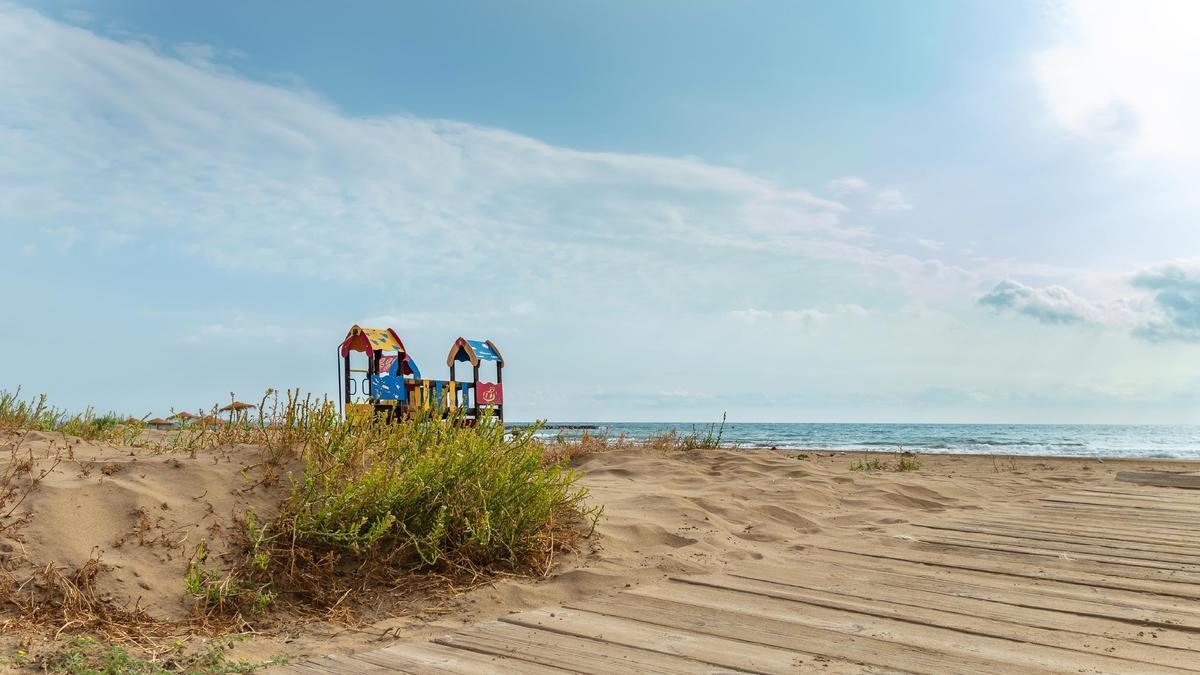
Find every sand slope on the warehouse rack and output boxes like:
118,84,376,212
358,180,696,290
2,431,1197,667
0,430,287,623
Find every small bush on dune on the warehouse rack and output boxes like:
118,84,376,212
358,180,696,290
283,410,597,569
541,429,630,464
849,455,885,472
849,451,922,473
0,389,144,444
2,388,602,630
0,389,135,441
178,397,601,617
647,413,727,452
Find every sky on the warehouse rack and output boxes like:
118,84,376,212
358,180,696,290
2,0,1200,424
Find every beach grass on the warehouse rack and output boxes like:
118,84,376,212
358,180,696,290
170,391,601,617
40,635,283,674
647,412,728,451
1,388,602,650
850,452,922,472
0,389,140,444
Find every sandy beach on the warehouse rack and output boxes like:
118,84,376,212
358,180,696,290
3,428,1198,671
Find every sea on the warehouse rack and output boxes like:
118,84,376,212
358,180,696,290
518,422,1200,460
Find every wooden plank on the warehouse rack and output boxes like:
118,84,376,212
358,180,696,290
350,642,568,674
1052,492,1200,512
1020,505,1200,531
970,513,1200,545
730,568,1200,655
272,662,351,675
1118,472,1200,489
943,516,1200,550
898,530,1200,582
1041,494,1200,516
748,555,1200,632
815,545,1200,600
436,619,746,674
502,607,805,674
911,533,1200,574
923,518,1200,552
1072,487,1200,503
299,654,399,674
1046,494,1200,514
572,587,1042,675
635,579,1189,674
913,524,1200,564
670,575,1200,671
800,548,1200,616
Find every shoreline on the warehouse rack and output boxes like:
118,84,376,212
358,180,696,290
529,421,1200,459
747,447,1200,463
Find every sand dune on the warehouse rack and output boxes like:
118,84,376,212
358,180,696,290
2,430,1197,668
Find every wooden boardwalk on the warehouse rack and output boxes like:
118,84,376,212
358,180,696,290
280,485,1200,673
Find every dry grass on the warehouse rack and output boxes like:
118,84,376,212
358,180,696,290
0,390,145,446
540,415,729,463
181,401,601,621
0,388,602,663
0,431,62,534
541,430,630,464
850,451,922,472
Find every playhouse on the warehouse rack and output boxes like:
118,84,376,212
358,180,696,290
337,325,504,423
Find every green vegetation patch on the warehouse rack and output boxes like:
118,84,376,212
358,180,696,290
181,395,601,616
41,636,283,674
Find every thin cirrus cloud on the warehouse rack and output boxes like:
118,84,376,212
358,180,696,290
0,2,917,311
825,176,912,212
5,2,1200,422
726,305,869,328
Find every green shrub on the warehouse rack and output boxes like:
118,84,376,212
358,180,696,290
850,455,885,472
647,413,727,451
280,410,598,570
4,389,601,619
177,400,601,616
43,635,282,674
0,389,143,444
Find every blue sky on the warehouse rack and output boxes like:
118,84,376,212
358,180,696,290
3,1,1200,423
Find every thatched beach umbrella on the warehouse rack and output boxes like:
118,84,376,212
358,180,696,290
146,417,172,430
219,401,256,421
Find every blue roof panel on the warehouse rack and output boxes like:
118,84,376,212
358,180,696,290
467,339,500,362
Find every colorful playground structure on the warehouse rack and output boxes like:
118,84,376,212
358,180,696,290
337,325,504,423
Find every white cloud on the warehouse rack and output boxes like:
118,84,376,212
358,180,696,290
979,279,1099,325
826,175,869,195
185,315,320,344
40,225,79,249
1130,259,1200,342
825,176,911,212
509,301,538,317
727,304,868,327
0,4,897,299
911,236,944,251
871,187,912,212
1034,0,1200,158
978,265,1200,344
